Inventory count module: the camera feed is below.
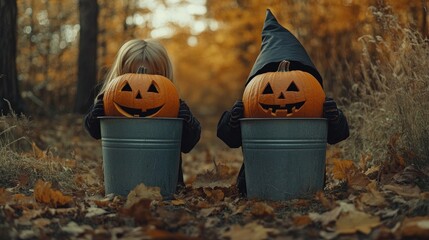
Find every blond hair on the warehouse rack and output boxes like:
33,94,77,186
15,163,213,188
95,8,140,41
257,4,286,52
97,39,174,100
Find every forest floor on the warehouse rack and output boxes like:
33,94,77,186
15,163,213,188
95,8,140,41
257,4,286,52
1,114,429,240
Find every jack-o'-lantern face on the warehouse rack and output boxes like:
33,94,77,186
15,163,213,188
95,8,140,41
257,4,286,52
103,67,179,118
243,60,325,118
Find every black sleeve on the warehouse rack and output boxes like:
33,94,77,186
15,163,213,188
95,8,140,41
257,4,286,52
84,104,102,140
216,111,242,148
327,109,350,145
180,112,201,153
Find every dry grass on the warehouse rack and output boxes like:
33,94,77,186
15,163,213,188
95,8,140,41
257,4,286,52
341,6,429,167
0,112,75,192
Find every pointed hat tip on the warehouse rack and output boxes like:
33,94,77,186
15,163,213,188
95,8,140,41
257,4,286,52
265,9,278,21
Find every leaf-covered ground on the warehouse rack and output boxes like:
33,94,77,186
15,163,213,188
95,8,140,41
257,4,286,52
1,115,429,240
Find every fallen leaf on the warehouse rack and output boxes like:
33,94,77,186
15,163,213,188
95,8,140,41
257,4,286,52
359,154,372,171
315,191,336,209
0,188,12,205
192,164,236,188
19,230,36,240
319,230,339,240
34,180,73,207
171,199,186,206
400,216,429,238
121,199,153,225
18,209,43,222
347,171,370,190
310,202,356,227
250,202,274,218
420,192,429,199
61,221,92,235
364,165,380,179
85,207,107,218
203,188,225,203
205,217,220,228
293,215,312,227
12,193,36,207
335,211,380,235
384,184,421,198
309,207,342,226
33,218,51,228
393,165,429,186
360,181,386,207
124,183,162,209
156,208,195,228
232,204,247,216
199,207,217,217
332,159,356,180
222,222,278,240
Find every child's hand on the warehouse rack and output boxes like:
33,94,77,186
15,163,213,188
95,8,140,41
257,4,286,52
229,101,244,128
91,94,105,118
178,100,195,125
323,97,339,123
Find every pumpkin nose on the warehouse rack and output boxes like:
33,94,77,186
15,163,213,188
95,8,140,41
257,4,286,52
135,90,142,99
278,92,285,99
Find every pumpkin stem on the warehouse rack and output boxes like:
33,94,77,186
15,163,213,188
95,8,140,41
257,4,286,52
137,66,147,74
277,60,290,72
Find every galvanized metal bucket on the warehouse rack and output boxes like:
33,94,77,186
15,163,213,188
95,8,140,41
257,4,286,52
99,117,183,198
240,118,327,200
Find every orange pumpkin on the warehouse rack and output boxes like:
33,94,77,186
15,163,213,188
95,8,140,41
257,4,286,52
243,60,325,118
103,67,179,118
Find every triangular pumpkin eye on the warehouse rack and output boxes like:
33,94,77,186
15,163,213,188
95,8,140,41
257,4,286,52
262,83,274,94
147,81,159,93
121,82,132,92
135,90,142,99
286,81,299,92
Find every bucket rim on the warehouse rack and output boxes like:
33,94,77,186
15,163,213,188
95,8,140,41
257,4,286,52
98,116,183,121
240,118,327,122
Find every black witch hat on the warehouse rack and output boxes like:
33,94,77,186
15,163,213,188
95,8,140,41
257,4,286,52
246,9,323,87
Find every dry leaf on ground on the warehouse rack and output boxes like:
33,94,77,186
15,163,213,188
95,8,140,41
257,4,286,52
399,216,429,238
34,180,73,207
203,188,225,203
222,222,278,240
250,202,275,218
192,164,236,188
332,159,356,180
309,206,342,226
293,215,312,228
360,181,386,207
124,183,162,209
384,184,421,198
335,211,380,235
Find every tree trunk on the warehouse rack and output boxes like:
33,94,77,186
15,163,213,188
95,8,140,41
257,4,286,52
75,0,98,114
0,0,23,115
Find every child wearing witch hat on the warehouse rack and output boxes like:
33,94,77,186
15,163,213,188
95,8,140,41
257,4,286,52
217,9,349,196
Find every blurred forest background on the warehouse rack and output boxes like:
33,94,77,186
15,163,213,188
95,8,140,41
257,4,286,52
1,1,429,238
2,0,429,165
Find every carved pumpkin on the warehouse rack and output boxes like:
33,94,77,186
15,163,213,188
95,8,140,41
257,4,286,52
103,67,179,118
243,60,325,118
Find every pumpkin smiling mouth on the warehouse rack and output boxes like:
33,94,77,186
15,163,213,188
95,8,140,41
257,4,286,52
259,101,305,114
113,102,164,117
